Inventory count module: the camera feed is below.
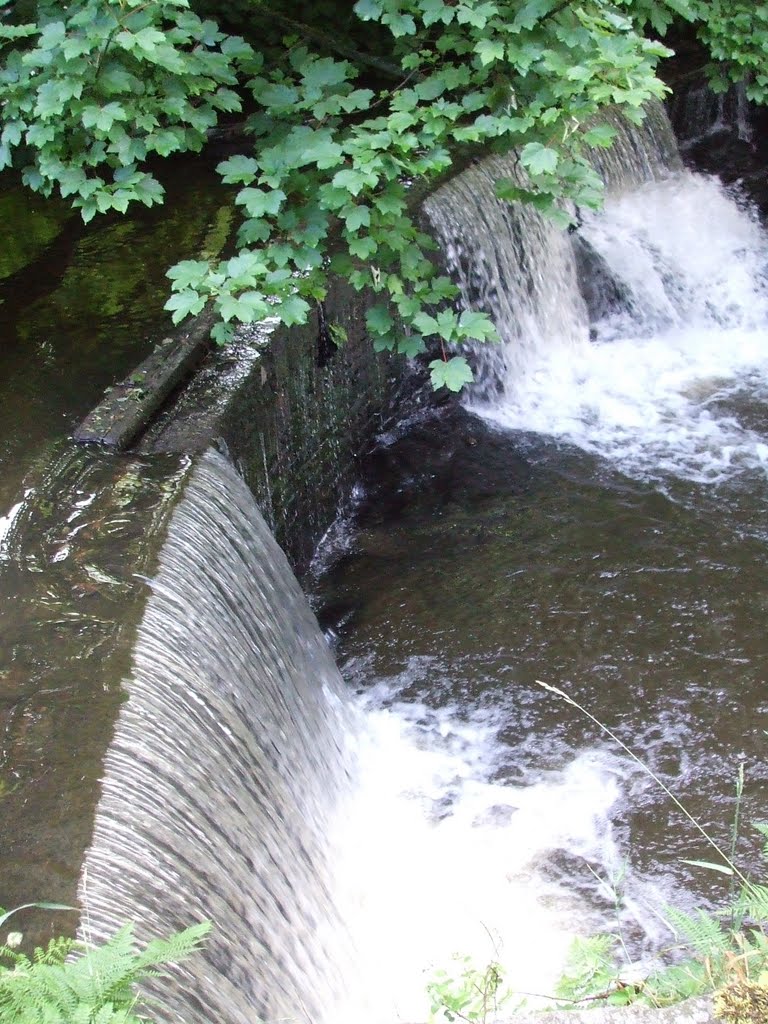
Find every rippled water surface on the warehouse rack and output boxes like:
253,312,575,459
0,166,228,942
312,172,768,1020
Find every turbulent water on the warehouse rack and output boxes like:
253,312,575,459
80,110,768,1024
316,119,768,1022
480,173,768,485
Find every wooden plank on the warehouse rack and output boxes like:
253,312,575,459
74,309,214,450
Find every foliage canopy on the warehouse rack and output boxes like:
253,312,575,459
0,0,765,387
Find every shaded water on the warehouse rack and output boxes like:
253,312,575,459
307,143,768,1017
0,165,230,941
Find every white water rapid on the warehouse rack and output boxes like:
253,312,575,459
479,172,768,485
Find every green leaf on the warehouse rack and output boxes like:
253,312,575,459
474,38,505,65
278,294,311,326
348,235,377,258
340,88,375,112
583,124,617,148
457,310,499,342
512,0,557,31
300,132,344,169
366,305,394,335
333,168,368,196
0,903,75,928
398,334,426,357
219,290,270,322
520,141,559,176
301,56,350,92
167,260,211,289
413,311,440,335
372,333,396,351
353,0,383,19
681,860,735,876
211,321,234,345
165,289,206,324
429,356,474,392
257,83,299,109
342,204,371,231
218,155,260,186
236,187,286,217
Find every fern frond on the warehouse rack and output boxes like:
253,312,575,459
0,921,210,1024
664,906,730,959
736,883,768,925
133,921,211,971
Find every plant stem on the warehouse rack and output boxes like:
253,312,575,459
535,680,750,888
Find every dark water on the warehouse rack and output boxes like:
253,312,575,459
307,406,768,1012
306,169,768,1013
0,166,230,942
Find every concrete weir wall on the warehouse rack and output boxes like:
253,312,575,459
79,279,404,569
218,283,401,569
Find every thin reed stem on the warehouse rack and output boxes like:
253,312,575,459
535,680,750,888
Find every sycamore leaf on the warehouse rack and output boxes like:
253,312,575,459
398,334,426,357
583,124,617,148
217,155,259,184
520,141,559,176
165,289,206,324
457,310,499,342
353,0,383,19
366,305,394,335
429,356,474,392
167,260,210,289
278,294,311,326
512,0,557,31
236,187,286,217
373,333,396,351
333,168,368,196
211,321,234,345
342,204,371,231
474,38,505,65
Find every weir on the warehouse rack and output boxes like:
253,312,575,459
46,98,768,1024
80,450,357,1024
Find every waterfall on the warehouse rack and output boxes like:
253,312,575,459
423,102,681,400
79,448,356,1024
424,102,768,484
669,79,754,147
77,99,768,1024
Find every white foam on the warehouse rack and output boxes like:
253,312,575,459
475,174,768,484
331,684,668,1023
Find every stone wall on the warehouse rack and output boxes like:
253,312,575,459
220,282,403,570
140,280,407,571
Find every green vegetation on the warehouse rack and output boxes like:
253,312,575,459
428,954,512,1022
0,906,210,1024
0,1,766,388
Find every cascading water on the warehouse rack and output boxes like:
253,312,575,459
312,106,768,1021
80,449,358,1024
669,80,754,147
424,105,768,487
473,173,768,484
423,101,682,396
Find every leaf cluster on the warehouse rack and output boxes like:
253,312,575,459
1,0,765,389
427,954,511,1023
